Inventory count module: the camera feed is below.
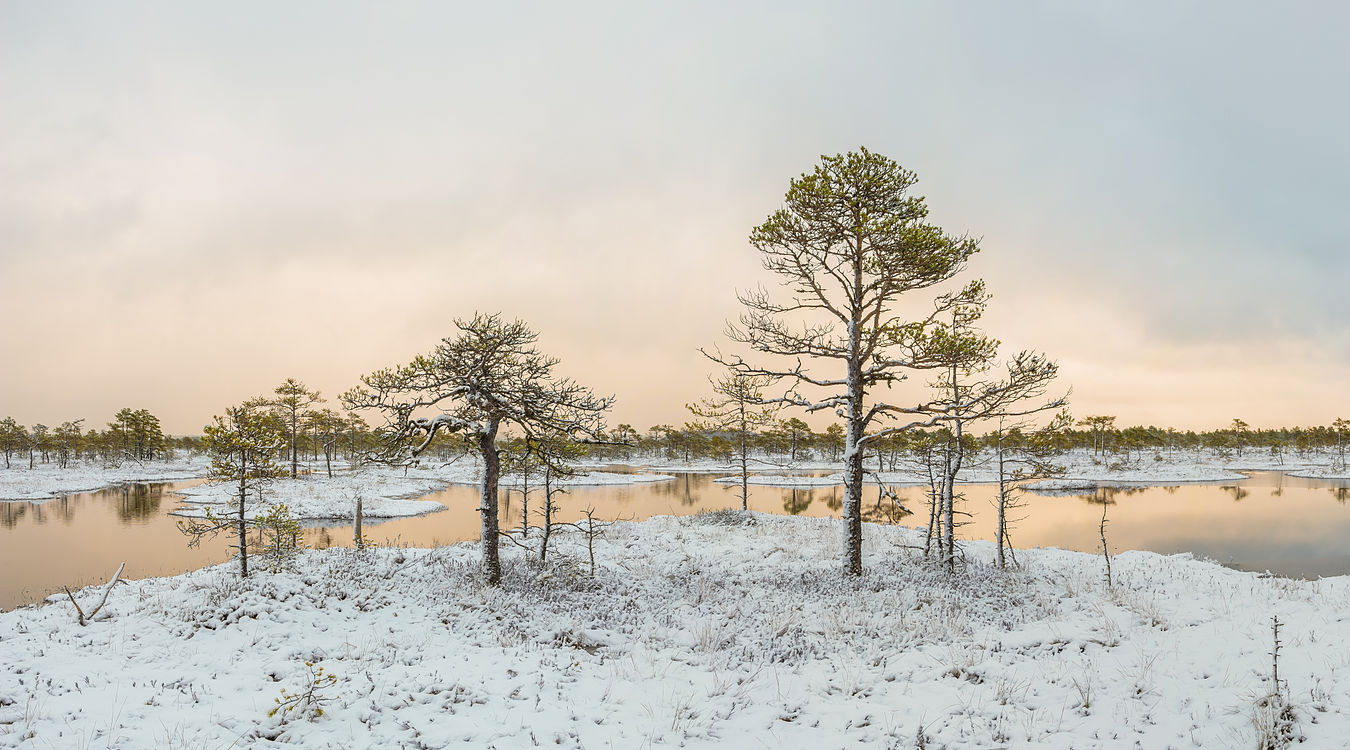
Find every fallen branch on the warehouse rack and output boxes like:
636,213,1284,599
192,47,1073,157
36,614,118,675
62,562,126,626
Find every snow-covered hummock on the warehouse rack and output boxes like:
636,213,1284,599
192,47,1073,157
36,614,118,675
3,513,1347,748
1286,464,1350,480
501,471,676,487
713,473,842,487
172,465,678,521
171,466,452,521
611,457,845,474
0,456,211,501
678,449,1339,489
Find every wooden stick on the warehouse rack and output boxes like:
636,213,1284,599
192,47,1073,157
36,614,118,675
63,562,126,626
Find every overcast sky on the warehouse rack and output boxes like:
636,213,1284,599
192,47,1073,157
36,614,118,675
2,2,1348,435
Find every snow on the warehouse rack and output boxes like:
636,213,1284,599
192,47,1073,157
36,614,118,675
0,456,211,501
1286,466,1350,481
171,465,678,521
503,470,677,487
1,458,677,521
171,468,451,521
713,474,842,487
645,450,1347,490
3,513,1348,748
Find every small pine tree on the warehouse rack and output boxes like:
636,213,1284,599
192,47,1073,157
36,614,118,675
179,399,286,577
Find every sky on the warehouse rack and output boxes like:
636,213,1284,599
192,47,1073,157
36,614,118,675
2,2,1348,435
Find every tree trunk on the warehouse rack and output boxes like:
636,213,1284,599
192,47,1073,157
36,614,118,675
520,468,530,538
478,421,502,585
843,342,865,577
237,481,249,578
540,467,553,563
290,414,298,479
738,403,749,511
943,366,965,570
353,496,363,548
996,430,1006,569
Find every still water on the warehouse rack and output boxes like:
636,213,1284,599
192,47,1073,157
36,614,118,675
3,471,1349,610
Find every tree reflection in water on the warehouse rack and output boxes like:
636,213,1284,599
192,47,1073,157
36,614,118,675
823,486,842,513
1222,485,1250,502
0,503,26,529
782,488,811,515
114,484,163,523
861,489,911,525
652,474,706,507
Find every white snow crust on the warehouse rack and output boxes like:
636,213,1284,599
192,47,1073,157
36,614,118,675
3,513,1347,748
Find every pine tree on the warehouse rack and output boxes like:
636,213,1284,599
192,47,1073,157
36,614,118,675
344,313,612,585
709,147,984,576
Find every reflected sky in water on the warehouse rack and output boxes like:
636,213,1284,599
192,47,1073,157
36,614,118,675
4,471,1349,610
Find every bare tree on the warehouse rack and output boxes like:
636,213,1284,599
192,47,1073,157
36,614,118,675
688,372,778,510
991,412,1070,568
536,437,585,563
343,313,612,585
501,439,543,538
707,148,984,576
923,285,1065,568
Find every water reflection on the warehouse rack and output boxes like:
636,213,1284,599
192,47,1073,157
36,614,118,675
782,488,812,515
7,471,1350,610
114,484,163,523
1222,485,1250,502
1072,486,1144,505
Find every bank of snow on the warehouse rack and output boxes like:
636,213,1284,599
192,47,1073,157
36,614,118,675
713,473,843,487
670,450,1266,490
4,513,1347,748
172,466,678,521
172,468,451,520
0,457,211,501
503,470,676,487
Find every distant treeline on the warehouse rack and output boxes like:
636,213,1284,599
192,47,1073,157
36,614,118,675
0,408,183,469
6,406,1347,473
412,415,1350,468
572,416,1350,467
0,403,377,471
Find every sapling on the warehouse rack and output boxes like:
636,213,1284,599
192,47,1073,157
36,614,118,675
1253,615,1298,749
1098,501,1112,587
688,372,778,511
270,661,338,722
560,506,618,577
178,399,286,578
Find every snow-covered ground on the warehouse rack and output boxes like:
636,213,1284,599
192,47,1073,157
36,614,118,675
713,474,842,487
1285,464,1350,481
503,470,677,487
172,468,452,521
2,513,1345,748
0,457,211,501
172,465,678,521
648,449,1348,489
